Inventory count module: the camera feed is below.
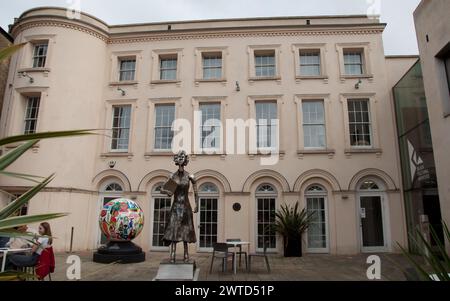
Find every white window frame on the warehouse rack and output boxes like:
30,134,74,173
340,94,380,151
118,58,136,82
292,44,327,81
302,100,327,150
150,182,171,251
153,103,176,152
32,43,48,68
151,49,182,84
192,97,226,155
255,183,278,252
336,43,373,80
194,47,228,83
109,51,141,85
347,98,373,148
103,99,136,155
247,45,281,80
294,94,332,154
305,185,329,253
197,182,220,252
23,96,41,135
248,95,283,155
145,98,181,155
110,104,132,152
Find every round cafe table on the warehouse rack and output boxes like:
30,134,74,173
226,241,250,274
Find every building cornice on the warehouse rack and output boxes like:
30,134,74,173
10,7,386,44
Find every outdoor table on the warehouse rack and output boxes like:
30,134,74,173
0,248,32,272
226,241,250,274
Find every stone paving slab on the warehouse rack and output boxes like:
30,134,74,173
52,251,409,281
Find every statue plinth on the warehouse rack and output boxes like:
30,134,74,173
93,241,145,264
154,260,199,281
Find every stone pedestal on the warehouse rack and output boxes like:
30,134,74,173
154,260,200,281
93,241,145,263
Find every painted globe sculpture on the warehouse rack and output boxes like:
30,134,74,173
99,198,144,242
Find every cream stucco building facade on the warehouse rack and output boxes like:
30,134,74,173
0,7,414,255
414,0,450,248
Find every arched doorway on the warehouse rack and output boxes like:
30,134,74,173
150,182,171,250
305,184,329,253
255,183,277,252
98,181,124,246
197,182,219,251
357,178,390,252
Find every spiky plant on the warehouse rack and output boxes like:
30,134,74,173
271,202,315,255
399,222,450,281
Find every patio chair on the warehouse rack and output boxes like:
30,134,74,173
209,243,235,273
226,238,248,269
248,241,271,273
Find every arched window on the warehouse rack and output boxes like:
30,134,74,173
198,182,219,250
305,184,328,253
256,183,277,251
359,179,380,191
256,184,276,194
151,182,171,249
103,182,123,192
199,182,219,194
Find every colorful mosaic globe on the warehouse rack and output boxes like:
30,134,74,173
99,198,144,242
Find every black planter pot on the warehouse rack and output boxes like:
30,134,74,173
283,235,303,257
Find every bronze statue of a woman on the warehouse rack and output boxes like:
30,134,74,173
161,150,198,263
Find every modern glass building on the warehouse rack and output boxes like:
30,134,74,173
393,60,444,250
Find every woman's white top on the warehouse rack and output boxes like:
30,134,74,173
35,237,49,255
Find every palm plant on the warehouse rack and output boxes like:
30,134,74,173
271,202,315,257
398,222,450,281
0,43,96,279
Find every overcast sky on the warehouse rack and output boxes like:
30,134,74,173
0,0,421,55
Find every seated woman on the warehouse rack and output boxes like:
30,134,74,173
8,222,52,269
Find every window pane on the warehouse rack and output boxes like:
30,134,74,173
160,58,177,80
200,103,221,149
257,198,276,249
256,102,277,148
203,54,222,79
347,99,372,146
255,52,276,77
24,97,41,134
302,101,326,148
119,59,136,81
32,44,48,68
111,105,131,150
299,51,321,76
154,104,175,150
344,52,363,75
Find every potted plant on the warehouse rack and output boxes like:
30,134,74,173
271,202,315,257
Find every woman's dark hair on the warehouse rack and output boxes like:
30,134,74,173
173,150,189,166
40,222,53,245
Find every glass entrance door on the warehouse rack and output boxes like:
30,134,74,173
306,196,328,252
360,196,385,251
198,197,218,251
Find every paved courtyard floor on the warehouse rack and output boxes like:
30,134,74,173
52,251,411,281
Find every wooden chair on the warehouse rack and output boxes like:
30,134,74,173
209,243,235,273
248,241,271,273
226,238,248,269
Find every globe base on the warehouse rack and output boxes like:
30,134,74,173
93,241,146,263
